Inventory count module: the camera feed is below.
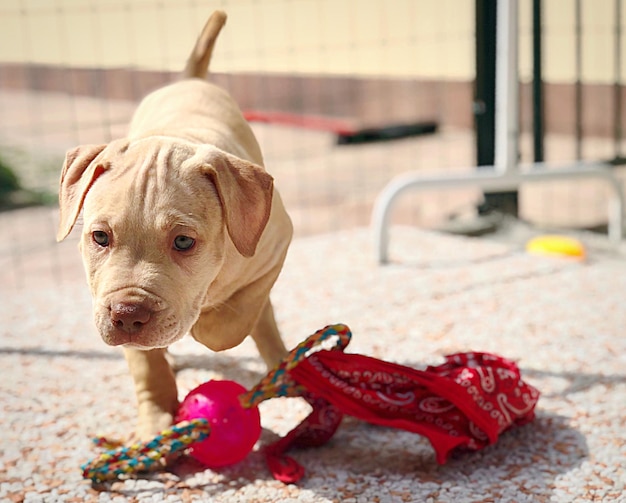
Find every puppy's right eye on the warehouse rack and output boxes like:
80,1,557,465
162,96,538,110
173,235,195,251
92,231,110,247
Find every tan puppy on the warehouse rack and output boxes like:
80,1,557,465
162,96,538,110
57,11,292,438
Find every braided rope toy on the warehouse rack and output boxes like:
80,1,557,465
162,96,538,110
81,325,348,483
82,418,211,482
242,323,351,407
81,323,539,484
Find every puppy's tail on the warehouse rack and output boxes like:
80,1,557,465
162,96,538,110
183,10,227,79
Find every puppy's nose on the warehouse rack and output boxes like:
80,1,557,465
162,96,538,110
110,302,152,332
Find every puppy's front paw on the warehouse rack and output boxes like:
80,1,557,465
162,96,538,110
133,408,176,442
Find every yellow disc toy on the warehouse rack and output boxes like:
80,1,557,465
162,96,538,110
525,235,586,260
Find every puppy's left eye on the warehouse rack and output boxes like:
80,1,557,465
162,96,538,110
92,231,110,247
173,235,195,251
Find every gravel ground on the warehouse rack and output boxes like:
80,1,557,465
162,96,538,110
1,210,626,502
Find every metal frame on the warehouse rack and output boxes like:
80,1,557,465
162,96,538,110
371,0,625,264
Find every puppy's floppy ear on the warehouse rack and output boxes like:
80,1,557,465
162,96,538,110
201,150,274,258
57,144,108,242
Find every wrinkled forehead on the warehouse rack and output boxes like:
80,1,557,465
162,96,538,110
83,140,221,231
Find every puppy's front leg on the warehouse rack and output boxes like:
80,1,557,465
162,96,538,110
191,267,288,370
123,347,179,440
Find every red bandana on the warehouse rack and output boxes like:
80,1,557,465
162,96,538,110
243,325,540,483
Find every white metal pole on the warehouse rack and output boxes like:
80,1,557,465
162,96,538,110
494,0,520,174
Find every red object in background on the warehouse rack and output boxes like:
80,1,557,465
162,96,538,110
243,110,356,136
245,324,540,484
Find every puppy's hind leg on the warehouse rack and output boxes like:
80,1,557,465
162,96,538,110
250,299,288,370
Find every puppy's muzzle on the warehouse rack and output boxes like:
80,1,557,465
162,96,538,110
97,289,180,348
110,302,152,334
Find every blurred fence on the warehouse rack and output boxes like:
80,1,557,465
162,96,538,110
0,0,624,241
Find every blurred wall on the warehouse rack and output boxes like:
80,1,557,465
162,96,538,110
0,0,623,82
0,0,624,135
0,0,473,78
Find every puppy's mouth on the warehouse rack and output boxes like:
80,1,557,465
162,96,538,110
95,288,189,349
101,322,185,349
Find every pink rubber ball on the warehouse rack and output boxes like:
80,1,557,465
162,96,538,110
175,380,261,467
